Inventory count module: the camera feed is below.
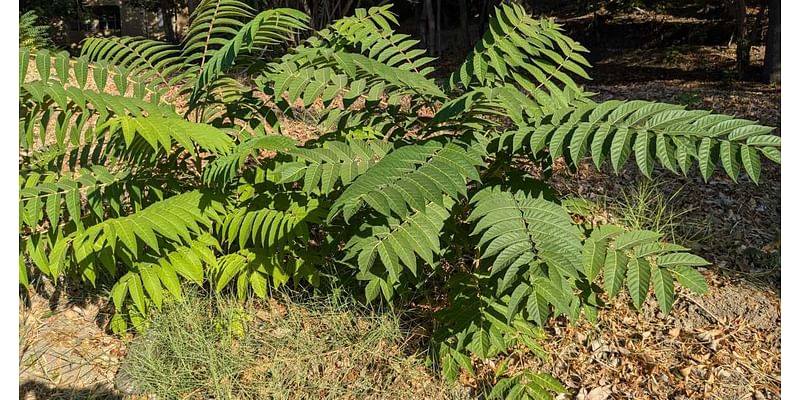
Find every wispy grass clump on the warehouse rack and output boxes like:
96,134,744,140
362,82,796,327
608,179,710,245
118,288,469,400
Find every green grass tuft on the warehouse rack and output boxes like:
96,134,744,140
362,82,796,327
608,179,710,245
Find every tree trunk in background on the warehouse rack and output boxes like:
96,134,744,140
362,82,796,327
160,0,176,42
478,0,491,37
424,0,437,56
734,0,750,79
436,0,442,57
416,2,425,49
763,0,780,83
459,0,471,47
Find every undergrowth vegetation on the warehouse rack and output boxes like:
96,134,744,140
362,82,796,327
608,180,711,245
119,288,467,399
19,11,53,51
19,0,781,397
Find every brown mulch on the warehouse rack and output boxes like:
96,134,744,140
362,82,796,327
527,276,780,400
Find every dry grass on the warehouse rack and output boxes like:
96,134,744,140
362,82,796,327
118,288,469,400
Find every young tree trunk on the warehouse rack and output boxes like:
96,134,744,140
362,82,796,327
424,0,437,56
436,0,442,56
416,2,425,47
478,0,491,37
734,0,750,80
160,0,176,42
459,0,471,46
762,0,780,83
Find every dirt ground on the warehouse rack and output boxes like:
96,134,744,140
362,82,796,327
19,16,780,400
20,281,125,400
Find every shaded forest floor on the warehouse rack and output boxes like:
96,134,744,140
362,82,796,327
20,22,780,400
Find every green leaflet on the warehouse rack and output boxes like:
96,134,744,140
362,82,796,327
54,51,71,83
155,262,182,300
761,147,781,164
604,249,627,298
448,347,474,377
741,144,762,183
634,242,689,258
698,137,714,181
614,230,661,250
127,273,146,313
670,266,709,294
582,237,606,282
747,135,781,147
634,130,653,178
657,252,711,268
93,60,109,91
526,291,551,326
549,123,573,160
215,253,247,292
719,141,740,182
656,134,678,174
728,124,774,141
506,283,531,322
139,265,164,309
19,255,28,288
35,49,50,83
74,57,89,89
610,126,633,173
533,276,570,317
250,271,268,298
110,277,129,311
652,267,675,314
591,122,613,168
467,328,493,359
626,257,651,310
439,347,459,381
20,48,30,86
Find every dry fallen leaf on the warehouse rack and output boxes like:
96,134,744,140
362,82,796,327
585,385,612,400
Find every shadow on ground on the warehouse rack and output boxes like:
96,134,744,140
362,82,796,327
19,381,121,400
